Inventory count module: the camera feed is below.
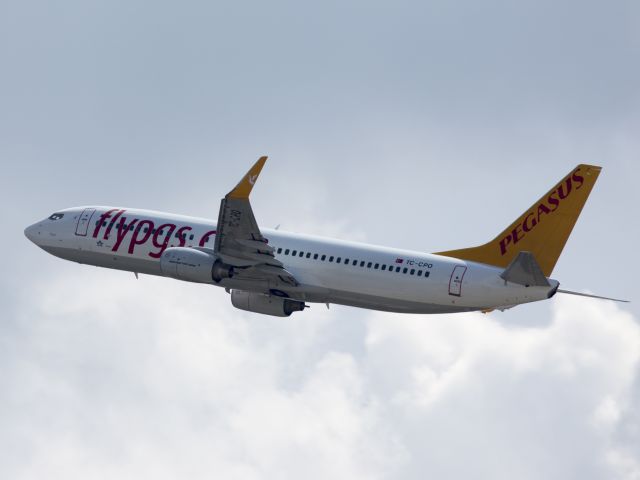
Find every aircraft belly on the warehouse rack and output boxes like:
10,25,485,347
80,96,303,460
41,245,162,276
289,264,473,313
326,289,475,314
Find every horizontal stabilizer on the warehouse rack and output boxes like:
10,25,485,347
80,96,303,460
556,289,629,303
500,251,550,287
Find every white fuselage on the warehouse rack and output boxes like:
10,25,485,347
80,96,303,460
25,206,558,314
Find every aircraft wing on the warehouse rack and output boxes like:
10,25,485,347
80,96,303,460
214,157,299,287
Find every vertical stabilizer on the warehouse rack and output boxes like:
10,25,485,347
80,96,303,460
435,164,601,276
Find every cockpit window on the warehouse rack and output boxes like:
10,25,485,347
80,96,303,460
48,213,64,220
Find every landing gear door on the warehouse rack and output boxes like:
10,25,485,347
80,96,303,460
449,265,467,296
75,208,96,236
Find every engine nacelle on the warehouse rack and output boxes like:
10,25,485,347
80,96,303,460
212,259,234,283
231,290,306,317
160,247,234,283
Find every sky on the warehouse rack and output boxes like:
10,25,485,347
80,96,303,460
1,0,639,478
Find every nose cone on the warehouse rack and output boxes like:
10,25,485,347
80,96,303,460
24,223,40,244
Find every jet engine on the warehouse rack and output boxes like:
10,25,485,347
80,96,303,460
231,290,306,317
160,247,234,283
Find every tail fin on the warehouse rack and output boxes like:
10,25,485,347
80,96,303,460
435,164,601,276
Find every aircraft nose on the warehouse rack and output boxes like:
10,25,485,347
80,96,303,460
24,223,40,243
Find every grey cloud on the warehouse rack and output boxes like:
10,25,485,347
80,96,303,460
1,274,638,479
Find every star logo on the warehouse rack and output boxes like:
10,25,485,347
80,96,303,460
96,240,104,247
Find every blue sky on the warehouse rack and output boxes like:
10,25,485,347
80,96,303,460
2,1,639,478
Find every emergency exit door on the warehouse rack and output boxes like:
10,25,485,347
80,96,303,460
448,265,467,296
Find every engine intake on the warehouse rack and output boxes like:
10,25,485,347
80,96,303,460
160,248,233,283
231,290,305,317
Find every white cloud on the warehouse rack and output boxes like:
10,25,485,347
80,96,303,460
1,272,638,479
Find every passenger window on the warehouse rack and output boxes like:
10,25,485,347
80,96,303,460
314,253,319,260
344,258,349,264
381,265,387,271
103,221,107,226
321,255,326,261
336,257,341,263
329,256,334,262
417,270,423,276
306,252,311,258
374,263,379,269
410,269,415,275
299,251,304,257
425,271,430,277
190,234,194,240
352,260,357,266
277,248,282,254
360,261,365,267
144,227,149,233
403,267,408,274
396,266,401,272
367,262,372,268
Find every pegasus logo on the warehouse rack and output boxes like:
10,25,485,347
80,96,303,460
248,174,257,185
498,168,585,255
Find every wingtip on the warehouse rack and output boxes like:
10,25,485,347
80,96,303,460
228,156,269,199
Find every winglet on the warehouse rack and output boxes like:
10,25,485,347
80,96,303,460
228,156,268,199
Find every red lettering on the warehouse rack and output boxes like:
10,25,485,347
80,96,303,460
557,177,573,200
199,230,217,247
128,219,154,254
176,226,193,247
511,224,524,244
104,210,125,240
499,234,512,255
112,217,139,252
537,203,551,222
522,212,537,232
92,209,117,238
547,192,560,212
572,169,584,189
149,223,176,258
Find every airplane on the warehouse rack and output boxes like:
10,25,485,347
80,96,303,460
24,159,627,317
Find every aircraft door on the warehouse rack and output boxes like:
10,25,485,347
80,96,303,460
448,265,467,296
75,208,96,236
